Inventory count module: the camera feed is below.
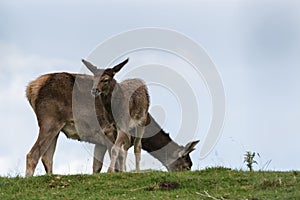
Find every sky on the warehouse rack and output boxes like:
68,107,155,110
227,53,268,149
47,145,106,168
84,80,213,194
1,0,300,176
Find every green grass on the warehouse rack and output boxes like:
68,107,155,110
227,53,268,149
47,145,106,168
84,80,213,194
1,168,299,199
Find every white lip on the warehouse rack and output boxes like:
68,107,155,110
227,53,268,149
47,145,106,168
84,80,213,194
91,90,101,97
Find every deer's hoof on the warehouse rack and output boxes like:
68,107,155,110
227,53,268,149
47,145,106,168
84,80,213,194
107,167,114,173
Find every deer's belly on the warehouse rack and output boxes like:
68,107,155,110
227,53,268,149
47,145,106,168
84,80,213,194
62,121,80,140
62,120,110,145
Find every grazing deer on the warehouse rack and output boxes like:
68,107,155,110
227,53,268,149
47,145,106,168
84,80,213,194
137,113,199,171
82,58,149,172
25,61,199,177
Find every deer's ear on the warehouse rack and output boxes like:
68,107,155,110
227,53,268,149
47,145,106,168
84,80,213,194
178,140,200,158
82,59,99,75
112,58,129,75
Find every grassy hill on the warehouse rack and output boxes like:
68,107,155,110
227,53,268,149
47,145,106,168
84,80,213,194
1,168,299,199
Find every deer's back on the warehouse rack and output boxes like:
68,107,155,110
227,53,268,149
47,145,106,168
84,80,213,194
26,73,77,120
120,79,149,123
26,73,112,143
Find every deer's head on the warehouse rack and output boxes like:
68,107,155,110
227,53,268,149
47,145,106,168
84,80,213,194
167,140,200,171
82,58,129,97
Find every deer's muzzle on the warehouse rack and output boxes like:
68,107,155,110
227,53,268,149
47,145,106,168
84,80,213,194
91,88,100,97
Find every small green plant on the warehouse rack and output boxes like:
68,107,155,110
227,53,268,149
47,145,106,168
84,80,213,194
244,151,258,171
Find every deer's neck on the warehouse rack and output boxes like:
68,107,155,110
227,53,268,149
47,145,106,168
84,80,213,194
101,82,124,117
141,113,182,167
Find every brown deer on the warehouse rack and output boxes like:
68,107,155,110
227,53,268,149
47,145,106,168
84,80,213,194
25,71,117,177
25,60,199,177
82,58,149,172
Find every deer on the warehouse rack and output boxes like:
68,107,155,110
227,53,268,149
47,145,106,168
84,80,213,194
25,59,199,177
25,71,116,177
82,58,149,172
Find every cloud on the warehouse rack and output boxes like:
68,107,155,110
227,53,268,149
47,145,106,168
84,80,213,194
1,1,300,176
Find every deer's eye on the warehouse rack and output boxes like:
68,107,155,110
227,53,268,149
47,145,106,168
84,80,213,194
101,79,109,83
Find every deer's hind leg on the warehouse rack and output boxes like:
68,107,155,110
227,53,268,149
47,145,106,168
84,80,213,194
26,119,65,177
41,134,59,174
134,125,144,171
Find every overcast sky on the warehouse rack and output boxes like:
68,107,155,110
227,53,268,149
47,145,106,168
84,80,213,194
1,0,300,176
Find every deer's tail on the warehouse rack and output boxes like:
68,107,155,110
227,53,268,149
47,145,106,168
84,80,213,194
26,74,51,111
